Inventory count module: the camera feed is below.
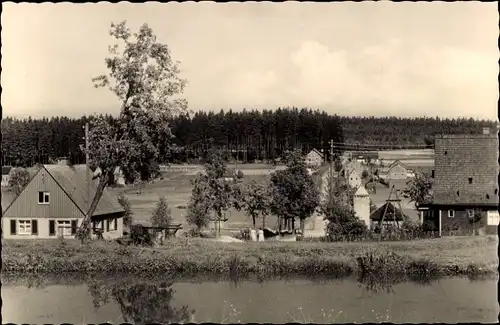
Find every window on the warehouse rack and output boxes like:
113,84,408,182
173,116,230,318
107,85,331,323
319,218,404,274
57,220,71,236
18,220,32,235
448,210,455,218
487,211,499,226
468,177,473,184
107,218,118,231
92,220,104,231
38,191,50,204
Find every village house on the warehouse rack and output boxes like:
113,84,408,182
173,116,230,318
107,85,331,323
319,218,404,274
386,160,410,194
305,148,324,168
418,128,499,236
1,166,13,187
2,159,125,240
341,160,365,189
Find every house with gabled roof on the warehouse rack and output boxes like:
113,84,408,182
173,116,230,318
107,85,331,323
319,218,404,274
386,160,410,194
418,129,499,236
2,159,125,240
305,148,324,168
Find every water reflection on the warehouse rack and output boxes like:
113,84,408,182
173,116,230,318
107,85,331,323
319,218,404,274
2,273,497,324
87,279,194,324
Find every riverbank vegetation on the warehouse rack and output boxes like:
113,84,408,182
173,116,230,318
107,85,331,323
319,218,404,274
3,235,497,278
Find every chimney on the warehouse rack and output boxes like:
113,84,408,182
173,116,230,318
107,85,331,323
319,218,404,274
483,127,490,135
57,157,69,166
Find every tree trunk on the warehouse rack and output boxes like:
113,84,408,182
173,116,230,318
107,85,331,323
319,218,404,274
79,171,110,243
252,216,256,229
300,219,305,236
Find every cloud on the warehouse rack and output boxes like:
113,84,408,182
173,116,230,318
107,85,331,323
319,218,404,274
275,39,497,118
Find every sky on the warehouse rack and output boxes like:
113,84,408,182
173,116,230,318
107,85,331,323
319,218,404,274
1,2,498,120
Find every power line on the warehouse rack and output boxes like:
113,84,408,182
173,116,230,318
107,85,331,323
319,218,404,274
331,145,433,152
328,141,433,148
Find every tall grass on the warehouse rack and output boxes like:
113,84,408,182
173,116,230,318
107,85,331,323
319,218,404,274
2,236,497,278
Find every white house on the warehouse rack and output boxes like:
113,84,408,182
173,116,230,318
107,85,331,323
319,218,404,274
305,149,324,168
94,166,126,186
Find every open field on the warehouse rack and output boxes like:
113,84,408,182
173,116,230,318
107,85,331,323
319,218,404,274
2,236,497,278
109,168,278,230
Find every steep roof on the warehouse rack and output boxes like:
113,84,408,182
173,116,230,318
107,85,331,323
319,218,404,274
370,202,407,222
432,134,499,206
307,148,324,159
43,164,125,216
355,186,369,196
388,160,408,171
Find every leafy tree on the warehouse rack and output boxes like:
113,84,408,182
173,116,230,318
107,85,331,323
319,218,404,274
117,192,134,228
77,21,187,240
242,180,271,229
186,153,241,236
404,172,433,207
151,196,172,228
361,169,370,179
270,150,320,234
8,167,30,195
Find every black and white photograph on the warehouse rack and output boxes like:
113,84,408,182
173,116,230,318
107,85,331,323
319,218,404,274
1,1,498,323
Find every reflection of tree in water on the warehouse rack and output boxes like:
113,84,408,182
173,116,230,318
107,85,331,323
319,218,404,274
357,274,435,294
88,279,193,324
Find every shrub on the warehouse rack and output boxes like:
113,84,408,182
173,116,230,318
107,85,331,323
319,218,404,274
130,224,153,246
235,169,244,179
151,196,172,228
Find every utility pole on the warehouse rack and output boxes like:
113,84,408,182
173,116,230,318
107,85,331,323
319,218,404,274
83,123,91,236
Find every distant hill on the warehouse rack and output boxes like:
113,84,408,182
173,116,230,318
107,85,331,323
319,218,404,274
339,116,496,147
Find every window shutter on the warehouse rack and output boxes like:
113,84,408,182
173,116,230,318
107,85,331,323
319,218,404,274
49,220,55,236
38,192,44,203
32,220,38,235
10,220,16,235
71,220,77,235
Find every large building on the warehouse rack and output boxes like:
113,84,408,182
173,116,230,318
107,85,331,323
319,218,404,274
2,160,125,239
419,128,499,236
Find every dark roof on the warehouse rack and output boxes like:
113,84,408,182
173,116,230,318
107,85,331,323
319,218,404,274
370,202,407,221
43,164,125,216
2,166,13,175
388,160,409,170
432,134,498,205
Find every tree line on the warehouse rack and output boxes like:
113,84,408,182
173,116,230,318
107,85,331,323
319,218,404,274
1,112,494,168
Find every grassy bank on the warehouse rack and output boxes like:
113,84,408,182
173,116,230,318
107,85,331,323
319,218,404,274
2,236,497,278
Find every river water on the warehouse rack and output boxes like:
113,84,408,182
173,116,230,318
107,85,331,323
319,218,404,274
2,275,498,323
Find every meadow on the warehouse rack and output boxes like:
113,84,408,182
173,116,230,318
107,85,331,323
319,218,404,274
109,164,281,231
